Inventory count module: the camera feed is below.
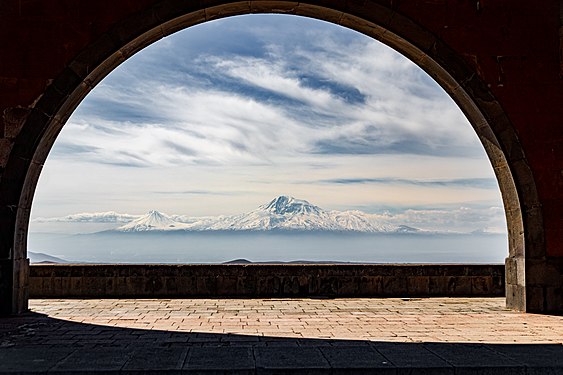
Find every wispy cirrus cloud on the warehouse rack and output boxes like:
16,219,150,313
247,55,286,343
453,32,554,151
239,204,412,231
152,190,246,196
321,177,498,189
55,15,482,169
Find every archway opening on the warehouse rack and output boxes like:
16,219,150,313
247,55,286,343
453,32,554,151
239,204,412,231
28,14,508,265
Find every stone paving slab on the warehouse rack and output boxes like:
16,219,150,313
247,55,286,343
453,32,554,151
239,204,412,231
372,343,453,373
50,347,134,373
123,346,189,372
185,347,255,372
0,298,562,373
319,346,393,372
0,347,75,373
255,347,331,374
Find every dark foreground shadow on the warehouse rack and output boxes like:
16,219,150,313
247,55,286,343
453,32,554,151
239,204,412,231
0,312,562,374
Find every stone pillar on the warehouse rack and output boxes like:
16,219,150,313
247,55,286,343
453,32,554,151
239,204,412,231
0,107,31,315
0,259,28,315
505,256,526,311
504,173,563,313
0,259,14,315
503,188,527,311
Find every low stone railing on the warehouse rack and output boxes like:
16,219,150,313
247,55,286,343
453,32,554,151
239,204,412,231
29,264,505,298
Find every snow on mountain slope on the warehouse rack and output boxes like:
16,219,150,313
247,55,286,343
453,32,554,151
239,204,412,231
113,196,419,233
189,196,340,231
117,210,189,231
331,210,397,232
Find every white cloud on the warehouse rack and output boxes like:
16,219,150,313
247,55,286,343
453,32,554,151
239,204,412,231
368,206,507,233
206,55,350,114
61,88,310,167
33,211,140,223
56,23,481,169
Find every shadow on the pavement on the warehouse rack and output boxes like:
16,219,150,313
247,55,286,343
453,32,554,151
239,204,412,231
0,312,562,373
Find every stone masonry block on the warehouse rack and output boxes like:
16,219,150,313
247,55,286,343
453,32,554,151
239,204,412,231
382,276,408,296
164,276,178,294
175,276,197,295
236,276,256,294
0,138,13,166
144,276,164,293
196,276,217,295
217,275,238,295
407,276,430,295
358,276,384,295
429,276,470,295
471,276,493,295
336,276,358,295
70,276,83,295
2,107,29,138
546,287,563,312
318,277,338,296
525,286,546,313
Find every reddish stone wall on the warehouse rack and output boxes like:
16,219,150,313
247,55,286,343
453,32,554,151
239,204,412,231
29,264,505,298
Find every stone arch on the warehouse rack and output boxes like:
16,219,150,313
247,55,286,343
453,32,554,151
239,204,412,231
0,1,544,313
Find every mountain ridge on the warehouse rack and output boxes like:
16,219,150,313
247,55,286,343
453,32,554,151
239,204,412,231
114,195,421,233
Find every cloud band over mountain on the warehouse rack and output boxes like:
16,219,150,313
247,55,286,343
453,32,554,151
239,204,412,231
34,212,140,223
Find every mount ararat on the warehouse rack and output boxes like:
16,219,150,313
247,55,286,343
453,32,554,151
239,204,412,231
114,195,420,233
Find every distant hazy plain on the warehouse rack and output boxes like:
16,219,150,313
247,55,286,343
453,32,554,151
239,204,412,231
28,232,507,264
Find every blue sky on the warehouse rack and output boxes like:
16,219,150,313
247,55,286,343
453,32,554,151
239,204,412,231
30,15,506,233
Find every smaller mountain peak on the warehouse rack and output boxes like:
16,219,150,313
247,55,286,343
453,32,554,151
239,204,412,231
116,209,179,231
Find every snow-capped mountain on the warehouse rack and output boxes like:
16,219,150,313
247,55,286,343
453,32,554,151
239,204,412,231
117,210,189,232
114,196,420,233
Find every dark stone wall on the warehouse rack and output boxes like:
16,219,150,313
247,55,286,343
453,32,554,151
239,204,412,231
29,264,505,298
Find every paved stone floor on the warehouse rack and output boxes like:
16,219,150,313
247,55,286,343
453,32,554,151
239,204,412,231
1,297,562,373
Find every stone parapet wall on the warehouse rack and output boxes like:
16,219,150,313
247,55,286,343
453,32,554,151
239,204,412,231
29,264,505,298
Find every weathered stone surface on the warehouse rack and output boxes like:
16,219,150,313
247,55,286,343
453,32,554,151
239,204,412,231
51,348,134,372
0,347,75,373
28,264,506,298
0,259,13,315
184,347,254,371
255,347,330,371
123,346,189,371
320,346,394,371
424,343,525,374
2,107,29,139
374,343,454,374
